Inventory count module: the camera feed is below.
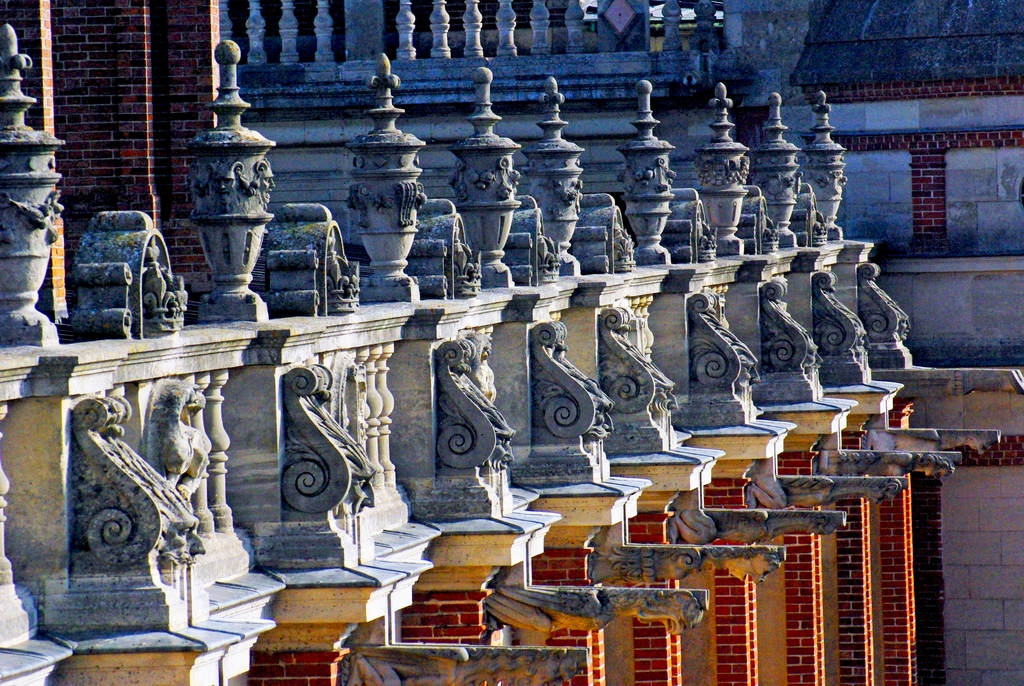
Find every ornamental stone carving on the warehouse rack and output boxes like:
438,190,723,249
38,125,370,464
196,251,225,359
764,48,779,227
486,583,706,636
663,188,715,264
505,196,559,286
339,645,587,686
857,262,913,369
815,449,959,478
812,271,871,386
790,179,827,247
675,291,759,428
736,186,775,254
347,54,426,303
0,24,64,347
750,93,801,249
748,473,907,508
70,211,186,339
668,503,847,545
523,77,585,276
518,320,614,486
265,203,359,317
618,80,676,266
408,199,481,299
569,193,635,274
803,91,848,241
696,83,749,256
282,364,377,519
587,527,783,584
598,307,676,454
142,379,211,501
756,278,822,405
450,67,522,289
188,41,274,323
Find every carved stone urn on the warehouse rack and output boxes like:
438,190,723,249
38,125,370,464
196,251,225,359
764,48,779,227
450,68,521,290
188,40,274,323
696,83,749,256
523,77,585,276
803,91,848,241
0,24,64,347
618,80,676,266
347,54,426,303
750,93,800,249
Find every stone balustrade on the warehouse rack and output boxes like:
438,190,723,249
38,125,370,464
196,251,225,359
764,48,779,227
0,29,1000,686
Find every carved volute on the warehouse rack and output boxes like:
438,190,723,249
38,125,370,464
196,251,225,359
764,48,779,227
281,365,377,521
756,278,822,404
71,211,186,340
857,262,913,369
662,188,715,264
0,24,64,347
518,321,614,486
674,291,759,428
811,271,871,386
598,307,677,454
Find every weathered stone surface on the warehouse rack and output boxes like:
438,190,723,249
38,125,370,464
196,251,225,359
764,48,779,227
816,449,960,478
408,199,481,299
812,270,871,386
755,277,822,405
803,91,848,241
696,83,749,257
857,262,913,369
751,93,801,249
569,193,635,274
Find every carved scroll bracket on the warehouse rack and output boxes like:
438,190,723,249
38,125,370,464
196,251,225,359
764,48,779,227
812,271,870,386
857,262,913,369
755,277,822,405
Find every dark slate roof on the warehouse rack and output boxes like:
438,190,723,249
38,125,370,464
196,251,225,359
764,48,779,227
792,0,1024,85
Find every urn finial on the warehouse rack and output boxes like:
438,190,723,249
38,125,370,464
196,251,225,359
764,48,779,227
211,40,248,131
695,82,749,256
367,53,403,132
749,92,801,250
0,24,35,130
803,90,847,241
468,67,501,136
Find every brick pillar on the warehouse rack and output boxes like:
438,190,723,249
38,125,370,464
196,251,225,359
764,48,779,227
836,497,875,686
400,590,493,645
909,146,949,253
532,547,605,686
878,482,918,686
628,512,682,686
248,650,347,686
5,0,65,320
910,473,944,686
778,451,826,686
704,477,758,686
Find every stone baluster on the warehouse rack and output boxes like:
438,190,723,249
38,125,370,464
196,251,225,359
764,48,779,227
662,0,681,52
396,0,417,60
0,403,12,586
430,0,452,58
696,82,749,256
693,0,718,54
365,346,385,477
751,93,800,249
314,0,335,62
618,80,676,266
803,91,848,241
376,343,398,488
189,41,274,322
0,24,64,348
450,68,522,289
463,0,485,58
531,0,551,55
219,0,232,40
496,0,518,57
565,0,585,53
347,55,425,303
279,0,299,63
191,373,216,537
246,0,267,64
204,370,235,534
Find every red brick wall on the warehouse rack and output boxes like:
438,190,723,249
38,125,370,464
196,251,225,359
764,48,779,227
400,590,493,645
628,512,683,686
836,497,876,686
248,650,346,686
806,77,1024,104
878,484,918,686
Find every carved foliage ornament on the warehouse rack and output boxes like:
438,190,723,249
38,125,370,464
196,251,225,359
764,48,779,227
436,333,515,472
188,157,274,218
282,365,378,516
71,395,203,571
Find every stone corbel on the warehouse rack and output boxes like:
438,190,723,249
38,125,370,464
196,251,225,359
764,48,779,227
815,449,960,478
863,427,1001,454
339,645,587,686
569,193,635,274
812,270,871,386
70,211,186,340
52,394,206,636
407,198,481,299
755,277,822,405
516,320,614,486
598,307,677,454
666,496,847,545
265,203,359,317
587,526,783,584
856,263,912,369
745,458,906,507
504,195,560,286
674,291,759,428
485,578,706,637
